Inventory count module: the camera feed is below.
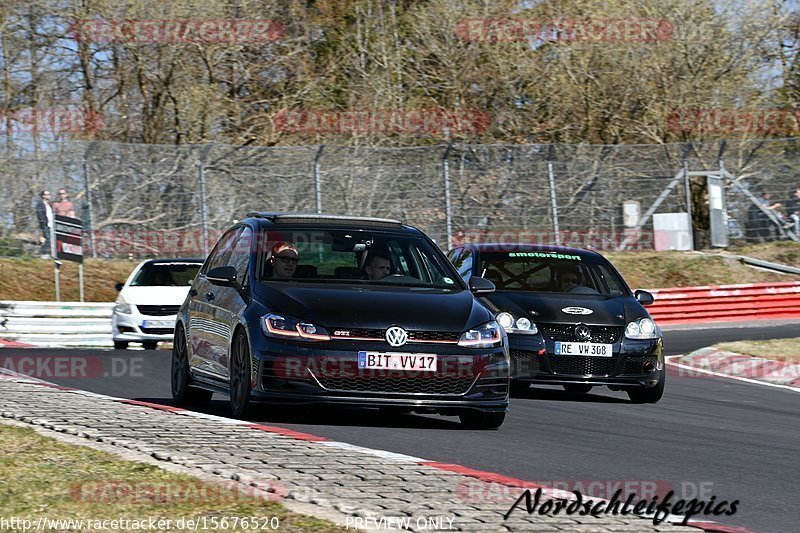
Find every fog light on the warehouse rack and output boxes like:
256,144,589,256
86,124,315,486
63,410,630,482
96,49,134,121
644,360,656,372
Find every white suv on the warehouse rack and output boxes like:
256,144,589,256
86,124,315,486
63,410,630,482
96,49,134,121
112,259,203,350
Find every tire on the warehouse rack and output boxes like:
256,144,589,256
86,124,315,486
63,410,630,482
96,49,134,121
627,367,665,404
510,380,530,395
563,384,592,394
142,341,158,350
229,329,253,419
113,340,128,350
171,325,212,406
459,410,506,430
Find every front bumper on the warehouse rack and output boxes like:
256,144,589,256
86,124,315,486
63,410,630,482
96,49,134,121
112,311,177,342
509,333,664,389
246,337,510,412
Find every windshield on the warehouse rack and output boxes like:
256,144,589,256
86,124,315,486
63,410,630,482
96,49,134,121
477,251,629,296
130,262,201,287
256,229,461,289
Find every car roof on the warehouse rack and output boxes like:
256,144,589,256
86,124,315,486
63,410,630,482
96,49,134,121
243,212,422,234
139,258,205,265
462,242,603,258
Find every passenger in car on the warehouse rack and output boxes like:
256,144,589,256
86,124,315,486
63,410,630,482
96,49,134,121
270,242,299,279
364,249,392,280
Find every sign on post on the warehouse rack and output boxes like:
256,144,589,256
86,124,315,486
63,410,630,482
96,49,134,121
53,215,85,302
54,215,83,262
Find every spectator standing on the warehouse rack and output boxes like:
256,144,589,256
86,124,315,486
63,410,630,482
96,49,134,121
787,188,800,235
52,187,76,217
36,190,53,257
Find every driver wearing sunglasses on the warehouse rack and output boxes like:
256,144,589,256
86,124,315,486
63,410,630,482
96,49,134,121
270,241,299,279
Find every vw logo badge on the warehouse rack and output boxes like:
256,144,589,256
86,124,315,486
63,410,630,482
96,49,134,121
575,325,591,341
385,326,408,347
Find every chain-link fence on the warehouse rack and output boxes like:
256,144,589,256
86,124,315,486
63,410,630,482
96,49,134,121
1,138,799,258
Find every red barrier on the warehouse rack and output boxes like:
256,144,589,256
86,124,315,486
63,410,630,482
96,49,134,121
647,282,800,325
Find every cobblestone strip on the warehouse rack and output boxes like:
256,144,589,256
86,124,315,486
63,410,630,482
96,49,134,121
0,377,708,532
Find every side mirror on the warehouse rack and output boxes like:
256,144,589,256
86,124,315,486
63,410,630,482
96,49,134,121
635,290,654,306
206,266,239,288
115,282,124,291
469,276,496,294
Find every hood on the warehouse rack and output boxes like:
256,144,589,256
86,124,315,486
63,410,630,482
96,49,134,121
481,291,642,326
121,286,191,306
254,282,491,331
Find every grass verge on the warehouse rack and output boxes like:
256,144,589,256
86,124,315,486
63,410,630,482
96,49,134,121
710,338,800,364
0,423,344,532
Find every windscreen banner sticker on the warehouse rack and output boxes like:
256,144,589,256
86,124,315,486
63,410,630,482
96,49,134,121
508,252,582,260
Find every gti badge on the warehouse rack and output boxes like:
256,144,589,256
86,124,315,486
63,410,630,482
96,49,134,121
385,326,408,347
562,306,593,315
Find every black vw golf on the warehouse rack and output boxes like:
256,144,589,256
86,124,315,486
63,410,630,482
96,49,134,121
447,243,664,403
172,213,509,428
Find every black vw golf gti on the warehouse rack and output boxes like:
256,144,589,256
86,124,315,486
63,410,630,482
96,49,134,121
447,243,664,403
172,213,509,428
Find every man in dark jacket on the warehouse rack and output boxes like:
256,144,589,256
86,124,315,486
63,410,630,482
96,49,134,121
36,190,52,257
787,188,800,236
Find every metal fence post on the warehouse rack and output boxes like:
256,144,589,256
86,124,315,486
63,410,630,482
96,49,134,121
198,144,213,256
313,145,324,213
83,142,98,258
443,142,454,248
547,145,560,244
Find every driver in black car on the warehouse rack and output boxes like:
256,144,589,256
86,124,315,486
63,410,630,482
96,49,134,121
364,249,392,280
556,265,581,292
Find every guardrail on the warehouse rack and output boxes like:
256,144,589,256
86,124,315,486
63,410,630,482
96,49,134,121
647,282,800,325
0,301,113,347
2,284,800,347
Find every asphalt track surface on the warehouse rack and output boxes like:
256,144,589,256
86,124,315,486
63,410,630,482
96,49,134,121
2,323,798,532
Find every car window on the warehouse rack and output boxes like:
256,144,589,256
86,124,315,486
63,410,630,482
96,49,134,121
258,228,460,289
130,262,202,286
477,251,628,296
229,226,253,283
595,263,628,295
203,227,241,274
451,249,473,282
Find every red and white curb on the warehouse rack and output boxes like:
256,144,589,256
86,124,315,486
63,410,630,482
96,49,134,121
0,339,35,348
0,370,754,533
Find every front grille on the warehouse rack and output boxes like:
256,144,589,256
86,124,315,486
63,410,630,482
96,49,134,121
548,355,617,376
315,375,472,395
511,350,541,377
329,328,459,343
541,324,622,343
622,356,658,375
140,327,174,335
407,331,460,342
136,305,180,316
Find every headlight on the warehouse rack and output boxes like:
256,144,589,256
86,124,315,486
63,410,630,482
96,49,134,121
458,321,503,348
625,317,658,339
263,313,330,341
495,312,538,335
114,296,131,315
